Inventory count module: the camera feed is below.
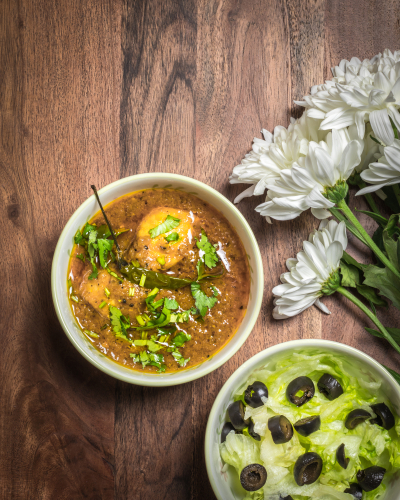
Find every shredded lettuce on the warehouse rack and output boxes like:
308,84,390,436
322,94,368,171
220,350,400,499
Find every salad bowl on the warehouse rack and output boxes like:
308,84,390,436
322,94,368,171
205,339,400,499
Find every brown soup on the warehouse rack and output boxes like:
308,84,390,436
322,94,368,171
68,188,250,373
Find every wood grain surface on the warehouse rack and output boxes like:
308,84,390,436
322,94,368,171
1,0,400,498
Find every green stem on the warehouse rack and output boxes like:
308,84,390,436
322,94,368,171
393,184,400,207
337,198,400,281
337,286,400,356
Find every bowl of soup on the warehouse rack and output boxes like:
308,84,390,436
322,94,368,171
51,173,263,386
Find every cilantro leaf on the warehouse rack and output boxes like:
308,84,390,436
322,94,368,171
109,305,131,340
82,222,97,239
196,230,219,269
76,253,85,262
88,258,98,280
149,215,180,239
74,229,84,245
98,238,114,269
165,232,179,242
164,298,179,310
172,331,191,347
190,283,218,317
171,350,190,367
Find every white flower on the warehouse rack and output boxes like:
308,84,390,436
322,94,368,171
357,139,400,195
229,114,323,203
272,220,347,319
296,49,400,139
256,129,363,221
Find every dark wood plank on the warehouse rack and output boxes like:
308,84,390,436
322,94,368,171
1,0,400,499
0,0,121,498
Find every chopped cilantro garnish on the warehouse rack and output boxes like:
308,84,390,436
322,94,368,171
171,350,190,367
164,298,179,310
71,295,79,303
109,305,131,341
172,331,191,347
196,230,219,269
74,229,84,244
170,310,191,323
190,283,218,317
99,300,107,309
165,232,179,243
139,274,146,287
104,287,111,297
84,329,99,339
98,238,114,269
149,215,180,239
157,256,165,266
131,351,165,372
76,253,86,262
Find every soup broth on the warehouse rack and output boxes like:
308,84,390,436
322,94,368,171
68,188,250,374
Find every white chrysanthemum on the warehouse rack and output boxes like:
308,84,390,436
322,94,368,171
256,129,363,221
357,139,400,195
272,220,347,319
297,49,400,139
229,114,323,203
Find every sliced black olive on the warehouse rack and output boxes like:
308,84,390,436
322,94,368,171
248,420,261,441
244,381,269,408
221,422,236,443
345,409,371,430
228,401,250,430
268,415,293,444
240,463,267,491
344,483,363,499
356,465,386,492
280,496,293,500
293,452,323,486
286,376,315,406
336,443,349,469
317,373,344,400
370,402,395,430
294,415,321,437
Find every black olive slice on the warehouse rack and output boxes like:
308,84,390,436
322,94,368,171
294,415,321,437
268,415,293,444
370,402,395,430
344,483,363,499
244,381,269,408
293,452,323,486
356,465,386,492
228,401,250,430
248,420,261,441
221,422,236,443
336,443,349,469
286,376,315,406
317,373,344,400
240,464,267,491
345,409,371,430
280,496,294,500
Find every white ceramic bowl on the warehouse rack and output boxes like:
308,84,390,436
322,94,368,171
205,339,400,500
51,173,263,387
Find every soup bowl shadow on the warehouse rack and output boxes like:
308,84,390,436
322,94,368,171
205,339,400,500
51,173,264,387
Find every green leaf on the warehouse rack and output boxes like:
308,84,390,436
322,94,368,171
363,264,400,310
366,327,400,346
172,331,191,347
372,226,386,267
88,258,98,280
341,252,367,271
383,365,400,385
149,215,180,239
109,305,131,340
381,186,400,213
196,230,219,269
354,209,388,227
97,238,114,269
76,253,85,262
74,229,84,244
191,283,218,317
340,260,360,288
164,298,179,310
164,232,179,242
120,264,193,290
171,350,190,367
82,222,97,239
356,284,388,309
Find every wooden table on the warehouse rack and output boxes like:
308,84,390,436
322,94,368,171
2,1,400,498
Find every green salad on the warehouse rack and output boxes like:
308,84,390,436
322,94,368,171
219,351,400,500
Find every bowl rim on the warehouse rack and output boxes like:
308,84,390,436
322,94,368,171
51,172,264,386
204,338,400,500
